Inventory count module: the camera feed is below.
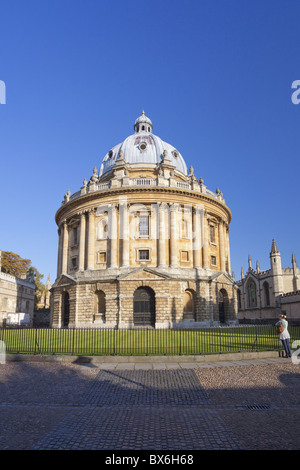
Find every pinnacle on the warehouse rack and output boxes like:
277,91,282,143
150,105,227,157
271,238,279,254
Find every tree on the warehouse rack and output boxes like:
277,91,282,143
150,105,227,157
27,266,47,309
0,251,31,277
1,250,47,310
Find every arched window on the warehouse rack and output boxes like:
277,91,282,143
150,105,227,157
247,280,257,308
94,290,106,321
97,219,108,239
183,289,196,320
263,281,270,307
178,218,188,238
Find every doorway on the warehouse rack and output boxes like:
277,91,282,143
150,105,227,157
218,289,228,324
62,292,70,327
133,287,155,327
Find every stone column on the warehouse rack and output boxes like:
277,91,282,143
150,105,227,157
61,220,69,275
226,225,231,274
219,219,226,271
120,202,129,267
87,209,95,270
110,203,118,268
202,211,209,268
193,206,202,268
57,227,62,277
170,204,179,267
78,212,86,271
158,203,167,268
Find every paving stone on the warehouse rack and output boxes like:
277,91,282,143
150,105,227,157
34,405,242,450
31,369,243,450
1,358,300,450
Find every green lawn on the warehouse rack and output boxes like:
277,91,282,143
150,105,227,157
2,325,298,356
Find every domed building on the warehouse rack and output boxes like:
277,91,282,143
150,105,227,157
50,112,238,328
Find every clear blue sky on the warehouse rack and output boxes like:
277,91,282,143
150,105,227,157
0,0,299,285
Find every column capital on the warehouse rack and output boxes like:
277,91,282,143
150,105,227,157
217,217,226,226
192,205,202,216
170,203,181,212
158,202,169,212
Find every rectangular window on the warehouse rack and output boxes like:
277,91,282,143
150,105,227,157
72,227,78,246
210,226,216,243
181,251,189,262
139,215,149,237
138,249,150,260
211,255,217,266
98,252,107,263
71,257,78,269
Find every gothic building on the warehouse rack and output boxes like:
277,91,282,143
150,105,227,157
50,112,238,328
236,239,300,323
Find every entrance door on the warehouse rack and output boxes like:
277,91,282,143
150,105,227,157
62,292,70,327
218,289,228,324
133,287,155,327
219,298,225,324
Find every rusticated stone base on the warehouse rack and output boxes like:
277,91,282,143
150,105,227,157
50,267,238,328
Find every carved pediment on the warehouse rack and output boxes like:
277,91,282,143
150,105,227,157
53,274,76,288
118,267,172,281
211,272,235,285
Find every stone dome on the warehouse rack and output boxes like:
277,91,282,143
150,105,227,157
99,112,188,177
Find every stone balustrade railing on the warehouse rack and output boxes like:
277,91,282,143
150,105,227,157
63,176,225,205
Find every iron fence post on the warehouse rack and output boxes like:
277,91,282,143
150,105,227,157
72,328,75,355
34,328,37,355
179,329,182,356
146,328,148,356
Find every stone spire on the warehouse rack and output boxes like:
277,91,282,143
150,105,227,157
256,260,260,273
46,274,51,289
248,254,252,269
271,238,279,254
292,253,300,291
270,238,283,296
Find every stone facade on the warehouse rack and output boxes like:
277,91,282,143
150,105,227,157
0,271,35,325
50,113,238,328
236,239,300,323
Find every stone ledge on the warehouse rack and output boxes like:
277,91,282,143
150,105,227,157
5,350,280,364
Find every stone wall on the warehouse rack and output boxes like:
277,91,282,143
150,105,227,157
50,274,238,329
33,309,51,327
0,272,35,325
280,291,300,320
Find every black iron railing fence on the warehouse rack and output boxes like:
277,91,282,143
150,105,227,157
1,325,299,356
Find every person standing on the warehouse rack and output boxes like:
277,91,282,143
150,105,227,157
276,314,291,358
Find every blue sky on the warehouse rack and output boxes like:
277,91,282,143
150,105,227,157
0,0,299,285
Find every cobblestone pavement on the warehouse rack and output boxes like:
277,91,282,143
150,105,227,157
0,357,299,450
